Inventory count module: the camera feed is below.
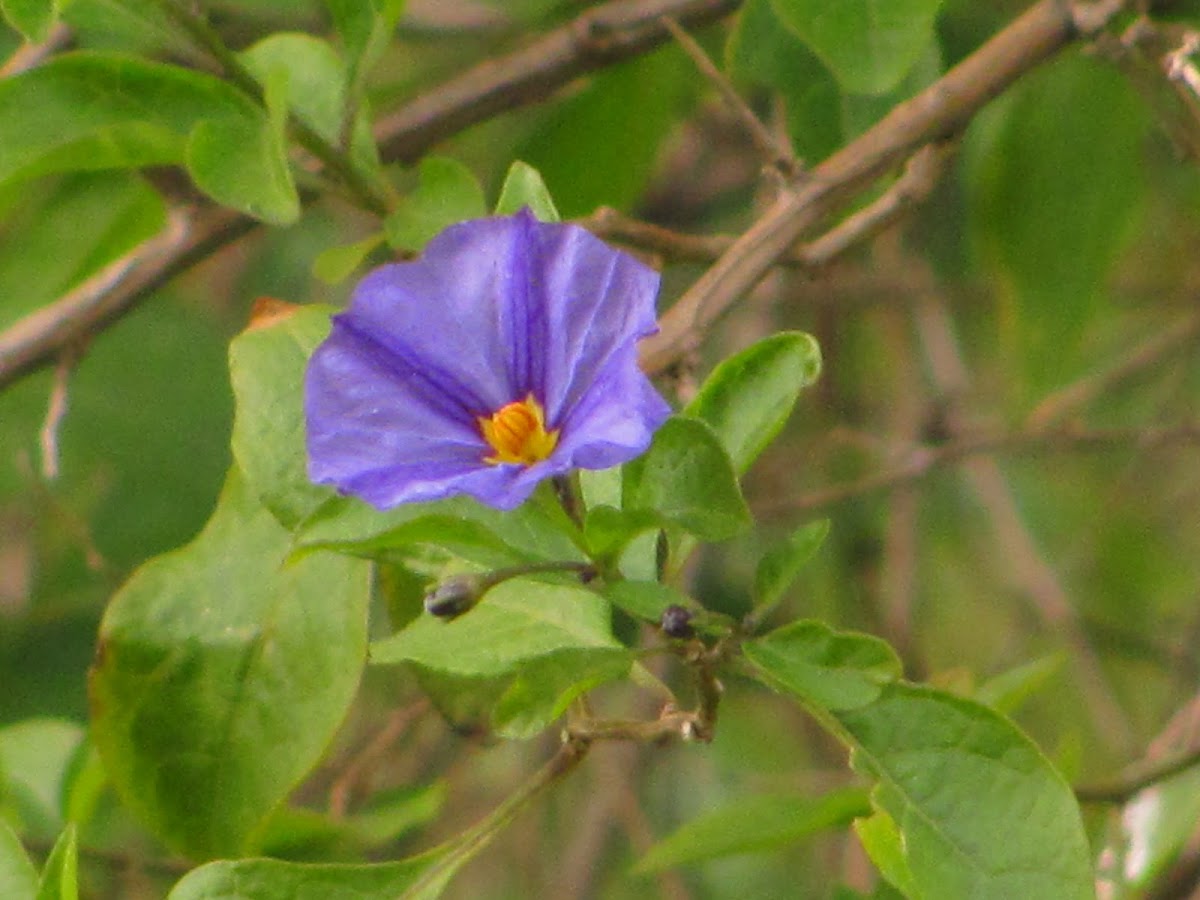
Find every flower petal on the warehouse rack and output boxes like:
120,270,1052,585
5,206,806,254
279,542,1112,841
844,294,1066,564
305,211,670,511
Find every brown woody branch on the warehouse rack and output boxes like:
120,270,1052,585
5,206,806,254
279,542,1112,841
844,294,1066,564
639,0,1131,373
375,0,740,165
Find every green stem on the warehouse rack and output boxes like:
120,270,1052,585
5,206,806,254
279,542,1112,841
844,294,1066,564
154,0,394,217
399,736,591,899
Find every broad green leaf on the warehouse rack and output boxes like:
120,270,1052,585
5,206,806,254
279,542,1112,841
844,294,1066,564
33,825,75,900
89,469,370,859
168,853,446,900
0,52,259,185
966,54,1147,382
185,78,300,225
229,303,337,529
726,0,842,160
61,0,181,54
853,810,915,897
685,332,821,475
0,819,37,900
602,580,691,624
493,647,634,739
1,0,57,43
623,416,751,541
753,519,830,612
635,788,870,872
240,32,380,176
241,33,346,146
582,505,659,560
298,494,582,568
312,232,385,284
371,577,617,676
494,161,560,222
324,0,406,78
385,157,487,252
975,653,1065,715
836,684,1094,899
0,720,84,839
518,48,693,217
0,171,165,331
745,620,901,711
770,0,944,95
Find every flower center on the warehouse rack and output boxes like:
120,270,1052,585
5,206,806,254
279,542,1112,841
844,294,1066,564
478,394,559,466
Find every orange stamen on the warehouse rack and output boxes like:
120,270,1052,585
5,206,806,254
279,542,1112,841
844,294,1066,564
478,394,559,466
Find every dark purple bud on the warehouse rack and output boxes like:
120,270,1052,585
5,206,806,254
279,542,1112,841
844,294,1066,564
660,604,694,639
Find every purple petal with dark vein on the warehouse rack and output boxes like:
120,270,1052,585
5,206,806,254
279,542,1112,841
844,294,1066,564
524,216,661,427
554,343,672,471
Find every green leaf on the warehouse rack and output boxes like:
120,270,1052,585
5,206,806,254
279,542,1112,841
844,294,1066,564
745,620,901,711
185,87,300,225
370,577,617,676
518,48,693,217
493,161,560,222
726,0,842,160
623,416,751,541
324,0,406,78
853,810,915,897
754,519,830,612
0,171,165,332
33,825,75,900
975,653,1065,716
0,52,259,185
635,788,870,872
965,54,1147,382
493,647,633,739
229,303,337,529
0,820,37,900
685,332,821,475
602,580,691,624
312,232,385,284
769,0,944,95
582,505,659,560
1,0,57,43
836,684,1094,899
298,494,582,568
167,853,447,900
89,469,370,859
385,157,487,252
0,720,84,839
241,33,345,147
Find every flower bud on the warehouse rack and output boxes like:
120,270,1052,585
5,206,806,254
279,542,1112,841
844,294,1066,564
424,574,488,620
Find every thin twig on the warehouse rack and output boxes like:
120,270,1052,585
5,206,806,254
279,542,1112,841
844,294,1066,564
39,346,81,480
658,14,797,175
762,422,1200,516
0,207,250,392
400,736,592,899
0,0,739,395
639,0,1131,372
375,0,740,165
1076,744,1200,803
582,141,955,269
328,699,430,819
1025,311,1200,429
0,21,71,77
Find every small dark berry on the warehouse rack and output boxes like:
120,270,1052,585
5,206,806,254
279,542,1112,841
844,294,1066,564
660,604,694,639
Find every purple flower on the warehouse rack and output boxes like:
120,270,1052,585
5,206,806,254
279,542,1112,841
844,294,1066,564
305,209,671,511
